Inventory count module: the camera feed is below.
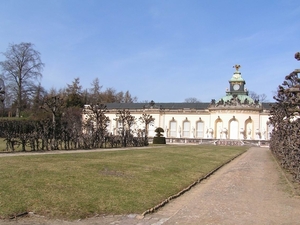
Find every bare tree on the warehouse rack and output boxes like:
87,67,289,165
139,113,155,145
102,87,117,103
258,93,268,102
184,97,201,103
41,95,64,150
100,88,137,103
269,68,300,182
115,109,136,147
83,104,109,148
123,90,137,103
248,91,268,102
0,43,44,117
89,78,102,104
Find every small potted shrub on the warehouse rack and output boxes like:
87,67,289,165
153,127,166,144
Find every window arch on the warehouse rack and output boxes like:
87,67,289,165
245,116,253,140
183,118,190,138
229,116,238,139
196,119,204,138
148,123,155,137
169,117,177,137
215,116,223,139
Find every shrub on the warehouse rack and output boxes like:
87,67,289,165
154,127,164,137
153,136,166,144
153,127,166,144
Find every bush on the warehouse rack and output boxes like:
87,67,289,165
154,127,164,137
153,136,166,144
153,127,166,144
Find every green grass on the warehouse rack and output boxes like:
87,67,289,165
0,138,8,151
0,138,27,151
0,145,247,220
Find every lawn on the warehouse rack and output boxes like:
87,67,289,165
0,145,247,220
0,138,22,152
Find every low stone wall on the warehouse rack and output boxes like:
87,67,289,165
149,137,270,147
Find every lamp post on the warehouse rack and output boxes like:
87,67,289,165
0,78,5,117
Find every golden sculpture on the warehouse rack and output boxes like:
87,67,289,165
233,64,241,71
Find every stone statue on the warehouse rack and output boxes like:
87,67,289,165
255,129,261,140
247,128,251,140
262,129,266,140
222,128,227,139
240,128,244,140
207,128,213,138
218,99,224,106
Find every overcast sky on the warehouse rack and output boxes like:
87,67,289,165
0,0,299,103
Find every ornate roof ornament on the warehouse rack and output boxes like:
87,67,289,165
209,95,261,109
295,52,300,61
231,64,243,80
209,64,262,109
233,64,241,71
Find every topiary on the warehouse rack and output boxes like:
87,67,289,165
154,127,164,137
153,127,166,144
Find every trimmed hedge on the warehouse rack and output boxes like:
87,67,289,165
153,137,166,144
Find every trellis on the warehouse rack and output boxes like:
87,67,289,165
0,107,148,151
269,53,300,182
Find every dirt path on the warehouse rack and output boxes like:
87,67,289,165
2,147,300,225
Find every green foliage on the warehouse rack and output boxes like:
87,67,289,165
153,127,166,144
154,127,164,137
153,136,166,144
65,93,84,108
65,78,85,108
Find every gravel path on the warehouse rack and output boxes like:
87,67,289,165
2,147,300,225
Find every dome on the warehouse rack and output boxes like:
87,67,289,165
229,71,245,82
209,65,261,108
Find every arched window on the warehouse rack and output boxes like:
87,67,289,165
229,118,238,139
148,123,155,137
183,121,190,137
245,117,253,140
196,121,204,138
170,120,177,137
215,117,223,139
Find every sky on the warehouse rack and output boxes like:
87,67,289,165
0,0,299,103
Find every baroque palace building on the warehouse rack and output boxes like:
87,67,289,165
97,66,273,142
